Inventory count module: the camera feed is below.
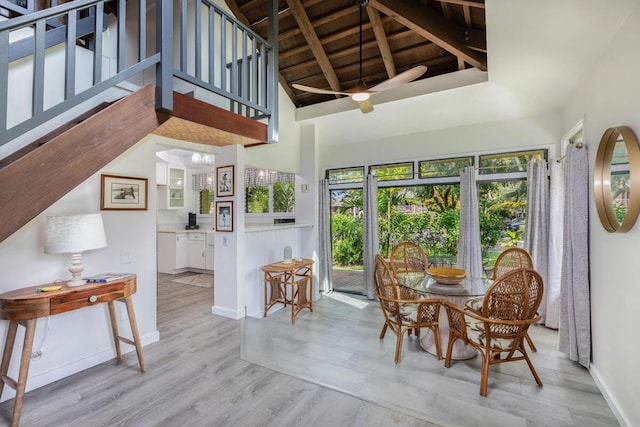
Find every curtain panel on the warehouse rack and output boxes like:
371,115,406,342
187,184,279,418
457,166,483,279
363,174,379,300
524,159,550,322
318,179,333,293
559,144,591,368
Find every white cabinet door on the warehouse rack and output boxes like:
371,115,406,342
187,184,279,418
157,166,185,209
158,232,188,273
205,233,214,270
175,232,189,269
189,233,206,269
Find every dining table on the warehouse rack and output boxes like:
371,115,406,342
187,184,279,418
397,271,492,360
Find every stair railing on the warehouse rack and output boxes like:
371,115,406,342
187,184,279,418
0,0,278,149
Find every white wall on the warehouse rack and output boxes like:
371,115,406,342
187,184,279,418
244,86,301,172
319,110,562,170
0,135,160,401
563,4,640,426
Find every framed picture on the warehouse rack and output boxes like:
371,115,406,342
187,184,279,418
216,165,234,197
216,201,233,232
100,174,148,210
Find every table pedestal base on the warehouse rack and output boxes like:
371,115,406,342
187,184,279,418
420,296,478,360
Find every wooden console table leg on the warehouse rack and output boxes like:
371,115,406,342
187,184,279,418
107,299,145,373
0,320,19,402
11,319,36,427
124,296,146,373
107,302,123,364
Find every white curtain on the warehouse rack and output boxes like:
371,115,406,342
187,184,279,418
363,174,379,300
559,144,591,368
318,179,333,293
524,159,550,321
457,166,483,279
546,160,565,329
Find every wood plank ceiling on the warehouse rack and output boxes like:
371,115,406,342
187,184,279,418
225,0,487,109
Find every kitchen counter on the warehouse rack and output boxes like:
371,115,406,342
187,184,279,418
244,223,314,233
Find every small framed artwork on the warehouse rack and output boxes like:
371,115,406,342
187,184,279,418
100,174,148,210
216,165,234,197
216,201,233,232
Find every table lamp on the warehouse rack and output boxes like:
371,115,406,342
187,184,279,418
44,213,107,287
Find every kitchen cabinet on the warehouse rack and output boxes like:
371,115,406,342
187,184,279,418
158,166,185,209
205,232,215,270
188,233,206,269
157,232,189,274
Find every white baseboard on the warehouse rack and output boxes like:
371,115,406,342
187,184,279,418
590,364,629,427
0,330,159,402
211,305,243,320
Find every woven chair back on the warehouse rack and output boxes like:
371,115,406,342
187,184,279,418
390,242,428,274
374,255,399,313
492,247,533,280
482,268,543,337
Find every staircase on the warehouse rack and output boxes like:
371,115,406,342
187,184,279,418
0,0,278,243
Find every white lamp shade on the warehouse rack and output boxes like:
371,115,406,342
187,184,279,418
45,213,107,254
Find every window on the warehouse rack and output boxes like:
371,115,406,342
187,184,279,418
479,150,546,174
369,162,413,181
327,167,364,184
193,173,214,214
245,167,295,214
419,157,473,178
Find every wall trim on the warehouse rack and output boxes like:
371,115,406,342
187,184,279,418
0,330,159,402
590,364,629,427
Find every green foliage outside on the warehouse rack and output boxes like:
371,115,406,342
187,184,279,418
245,186,269,213
330,180,527,267
273,182,295,212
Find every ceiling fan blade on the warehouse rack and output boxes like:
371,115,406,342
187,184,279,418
358,100,374,114
292,83,349,96
369,65,428,93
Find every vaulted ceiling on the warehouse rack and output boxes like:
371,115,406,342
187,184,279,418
224,0,487,109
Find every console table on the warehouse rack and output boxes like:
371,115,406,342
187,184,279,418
262,259,314,324
0,275,145,427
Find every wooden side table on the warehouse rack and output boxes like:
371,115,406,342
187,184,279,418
0,275,145,427
261,259,314,324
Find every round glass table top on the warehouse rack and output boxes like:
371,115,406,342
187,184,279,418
396,271,491,297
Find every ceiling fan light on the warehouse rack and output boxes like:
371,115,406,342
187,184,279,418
351,92,370,102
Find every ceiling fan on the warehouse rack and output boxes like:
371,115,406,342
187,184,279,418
292,0,427,114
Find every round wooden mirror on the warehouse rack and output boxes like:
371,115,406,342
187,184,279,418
594,126,640,232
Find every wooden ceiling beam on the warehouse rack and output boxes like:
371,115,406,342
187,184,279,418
369,0,486,70
463,5,472,27
285,0,342,94
281,39,381,75
366,5,396,78
436,0,485,8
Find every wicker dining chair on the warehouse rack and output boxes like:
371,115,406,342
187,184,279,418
374,255,442,363
490,247,534,280
467,247,538,352
389,242,429,275
444,268,544,396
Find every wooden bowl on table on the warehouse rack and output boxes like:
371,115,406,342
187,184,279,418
426,267,467,285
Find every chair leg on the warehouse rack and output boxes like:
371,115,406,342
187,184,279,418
379,323,388,339
480,352,490,396
522,350,543,387
394,330,407,364
525,333,537,352
431,326,442,360
444,334,456,367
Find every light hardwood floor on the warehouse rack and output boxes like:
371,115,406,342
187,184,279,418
0,273,618,426
0,274,438,427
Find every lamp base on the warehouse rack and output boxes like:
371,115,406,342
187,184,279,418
67,277,87,287
68,252,86,287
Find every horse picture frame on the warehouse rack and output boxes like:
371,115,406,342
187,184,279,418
100,174,148,210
